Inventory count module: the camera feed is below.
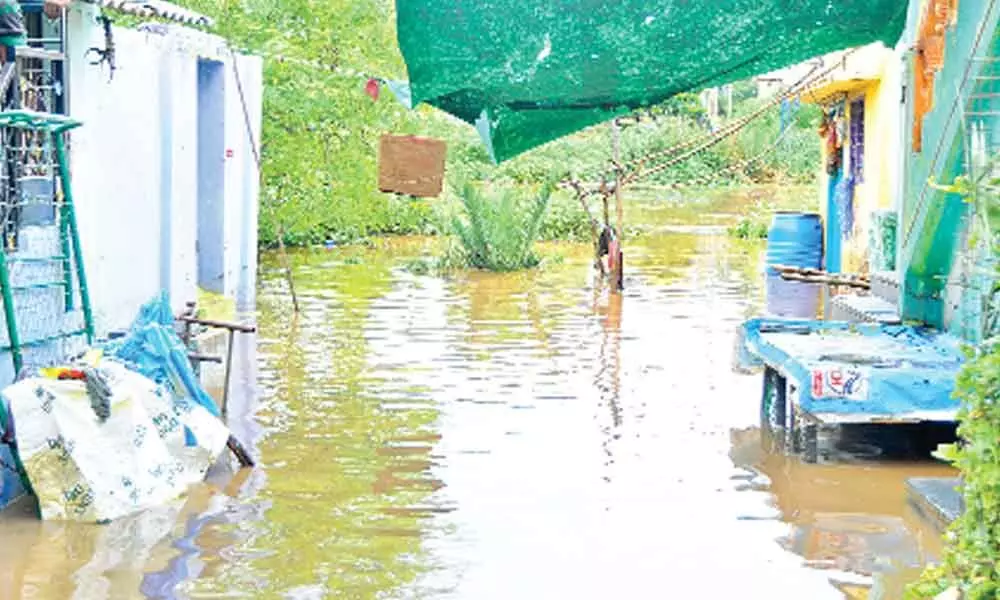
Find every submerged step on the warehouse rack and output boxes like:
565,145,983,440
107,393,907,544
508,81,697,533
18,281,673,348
907,477,963,533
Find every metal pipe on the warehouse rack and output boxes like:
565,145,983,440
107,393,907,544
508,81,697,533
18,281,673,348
221,330,235,418
0,252,22,374
177,314,256,334
53,130,94,343
187,352,222,364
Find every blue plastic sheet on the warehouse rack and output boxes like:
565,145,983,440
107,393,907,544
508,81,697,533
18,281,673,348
102,293,221,445
741,318,965,420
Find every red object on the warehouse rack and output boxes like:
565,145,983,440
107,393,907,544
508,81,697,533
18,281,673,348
812,370,824,397
365,78,381,101
607,239,619,274
225,149,234,158
57,369,86,381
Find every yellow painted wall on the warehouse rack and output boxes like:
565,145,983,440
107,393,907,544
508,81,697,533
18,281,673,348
810,50,900,275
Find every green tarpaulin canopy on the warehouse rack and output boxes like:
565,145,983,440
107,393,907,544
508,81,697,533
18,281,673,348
395,1,908,163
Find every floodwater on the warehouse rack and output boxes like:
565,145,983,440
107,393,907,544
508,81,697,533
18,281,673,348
0,188,957,599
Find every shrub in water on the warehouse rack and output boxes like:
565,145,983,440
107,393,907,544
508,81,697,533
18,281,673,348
451,182,553,271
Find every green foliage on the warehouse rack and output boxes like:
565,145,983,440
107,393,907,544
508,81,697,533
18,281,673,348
450,183,552,271
727,189,784,239
658,92,707,120
908,340,1000,600
176,0,820,247
537,192,595,242
728,218,769,240
910,152,1000,600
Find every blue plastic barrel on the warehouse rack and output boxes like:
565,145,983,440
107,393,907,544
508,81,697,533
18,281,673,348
764,212,823,319
766,212,823,273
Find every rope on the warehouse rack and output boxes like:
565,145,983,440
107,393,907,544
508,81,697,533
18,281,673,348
652,113,800,191
605,48,859,187
230,49,301,313
608,52,843,180
630,103,803,185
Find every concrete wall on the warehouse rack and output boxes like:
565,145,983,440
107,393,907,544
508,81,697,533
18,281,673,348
899,0,1000,331
63,4,261,334
0,6,263,385
810,45,903,275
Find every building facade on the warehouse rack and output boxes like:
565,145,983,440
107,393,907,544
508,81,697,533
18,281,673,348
0,1,263,385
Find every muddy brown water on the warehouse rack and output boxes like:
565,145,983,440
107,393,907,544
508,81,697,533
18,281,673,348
0,188,957,599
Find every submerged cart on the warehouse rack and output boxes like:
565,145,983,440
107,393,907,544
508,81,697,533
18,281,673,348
740,318,965,463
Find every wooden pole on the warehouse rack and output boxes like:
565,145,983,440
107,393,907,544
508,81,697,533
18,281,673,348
612,119,624,292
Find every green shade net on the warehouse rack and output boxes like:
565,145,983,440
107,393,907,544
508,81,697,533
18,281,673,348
396,1,908,163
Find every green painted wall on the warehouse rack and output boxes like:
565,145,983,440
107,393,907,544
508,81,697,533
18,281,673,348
900,0,1000,334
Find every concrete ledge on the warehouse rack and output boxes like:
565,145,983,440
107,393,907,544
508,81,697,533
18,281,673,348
907,477,963,533
871,271,901,306
829,293,902,324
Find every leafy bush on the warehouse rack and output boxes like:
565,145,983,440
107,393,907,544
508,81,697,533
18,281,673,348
450,183,552,271
909,342,1000,600
175,0,820,248
538,192,595,242
728,218,769,240
909,153,1000,600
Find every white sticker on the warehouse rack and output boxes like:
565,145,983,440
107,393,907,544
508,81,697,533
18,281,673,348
810,366,869,401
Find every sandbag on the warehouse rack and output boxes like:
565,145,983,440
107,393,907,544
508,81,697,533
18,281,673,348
5,360,229,522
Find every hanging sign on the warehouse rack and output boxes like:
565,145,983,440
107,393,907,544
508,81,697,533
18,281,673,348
377,134,447,198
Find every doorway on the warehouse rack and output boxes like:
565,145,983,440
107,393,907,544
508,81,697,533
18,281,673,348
196,59,226,293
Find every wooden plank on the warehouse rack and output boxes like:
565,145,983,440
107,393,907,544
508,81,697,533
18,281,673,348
377,134,447,197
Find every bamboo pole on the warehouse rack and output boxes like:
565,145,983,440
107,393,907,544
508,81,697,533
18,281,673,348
612,120,624,292
231,53,300,313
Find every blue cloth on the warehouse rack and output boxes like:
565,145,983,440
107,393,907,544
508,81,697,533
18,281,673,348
101,293,221,446
835,174,856,240
779,97,801,135
825,170,842,273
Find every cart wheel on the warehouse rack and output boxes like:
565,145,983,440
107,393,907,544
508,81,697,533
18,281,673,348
760,367,776,431
803,423,819,464
789,406,802,454
760,367,787,430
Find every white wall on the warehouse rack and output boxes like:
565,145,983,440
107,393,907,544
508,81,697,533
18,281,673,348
67,5,165,334
61,5,262,336
235,54,262,312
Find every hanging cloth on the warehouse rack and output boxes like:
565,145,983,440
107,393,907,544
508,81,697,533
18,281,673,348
835,174,856,239
820,110,843,175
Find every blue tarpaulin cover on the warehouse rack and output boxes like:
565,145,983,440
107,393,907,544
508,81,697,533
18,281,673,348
741,318,965,420
102,293,221,445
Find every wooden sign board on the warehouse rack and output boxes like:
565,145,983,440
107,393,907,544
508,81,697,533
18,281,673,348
377,134,447,197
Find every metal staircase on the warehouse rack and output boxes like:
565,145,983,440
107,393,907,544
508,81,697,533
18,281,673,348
0,110,93,378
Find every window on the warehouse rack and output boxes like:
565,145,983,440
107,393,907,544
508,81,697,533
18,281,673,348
849,98,865,183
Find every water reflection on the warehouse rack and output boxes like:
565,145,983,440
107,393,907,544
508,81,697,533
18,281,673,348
730,426,953,597
0,188,958,599
593,289,623,480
